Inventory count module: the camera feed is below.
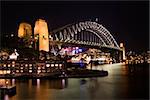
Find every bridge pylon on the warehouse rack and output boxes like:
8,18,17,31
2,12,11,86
34,19,49,52
120,43,126,61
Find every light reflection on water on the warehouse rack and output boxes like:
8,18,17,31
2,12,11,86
0,63,149,100
4,95,9,100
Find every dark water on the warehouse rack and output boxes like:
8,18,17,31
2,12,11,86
2,63,149,100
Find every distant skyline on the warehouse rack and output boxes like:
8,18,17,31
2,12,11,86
1,1,149,52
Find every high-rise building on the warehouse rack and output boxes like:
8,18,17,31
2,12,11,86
34,19,49,52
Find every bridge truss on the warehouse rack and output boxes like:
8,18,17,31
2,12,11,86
51,21,121,51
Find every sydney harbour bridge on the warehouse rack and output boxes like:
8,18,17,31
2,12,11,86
50,21,123,62
51,21,120,50
18,19,124,63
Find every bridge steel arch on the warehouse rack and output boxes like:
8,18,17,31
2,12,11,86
51,21,121,51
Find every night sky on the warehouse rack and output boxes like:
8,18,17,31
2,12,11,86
1,1,149,52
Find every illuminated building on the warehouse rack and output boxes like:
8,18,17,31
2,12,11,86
9,49,19,60
18,23,32,38
18,22,33,48
120,43,126,60
34,19,49,52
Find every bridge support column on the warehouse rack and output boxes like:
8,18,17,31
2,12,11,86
120,43,126,62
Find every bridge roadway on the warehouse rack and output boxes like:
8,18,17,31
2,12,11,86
50,40,122,51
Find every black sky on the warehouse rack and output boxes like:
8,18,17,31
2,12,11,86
1,1,149,52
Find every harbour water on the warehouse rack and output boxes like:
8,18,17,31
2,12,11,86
1,63,149,100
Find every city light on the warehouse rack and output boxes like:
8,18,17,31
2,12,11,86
46,64,50,67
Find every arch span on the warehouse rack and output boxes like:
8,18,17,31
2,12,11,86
51,21,120,50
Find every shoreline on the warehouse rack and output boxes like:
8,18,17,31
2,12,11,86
0,70,108,79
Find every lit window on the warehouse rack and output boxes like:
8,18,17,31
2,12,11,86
12,61,15,64
3,64,6,67
29,70,32,73
25,64,28,67
38,67,41,69
16,70,19,73
21,70,23,73
3,70,6,74
8,64,11,67
29,64,32,67
0,71,3,74
37,70,41,74
46,64,50,67
6,70,11,74
12,64,15,67
55,64,58,66
51,64,54,67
